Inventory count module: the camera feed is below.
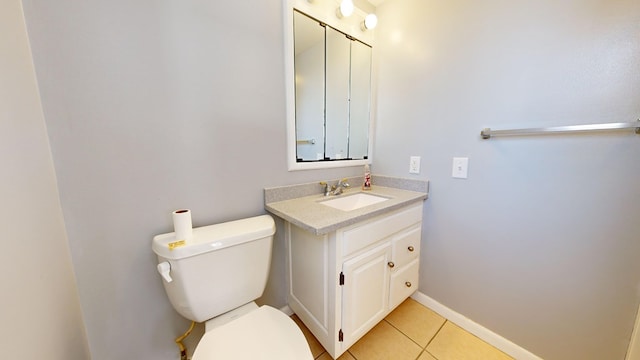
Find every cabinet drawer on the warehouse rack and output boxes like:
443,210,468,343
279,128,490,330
389,259,419,310
391,224,421,269
342,203,422,258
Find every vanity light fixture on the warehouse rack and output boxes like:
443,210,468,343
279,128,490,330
362,13,378,30
336,0,354,18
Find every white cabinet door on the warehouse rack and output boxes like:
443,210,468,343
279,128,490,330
340,242,391,349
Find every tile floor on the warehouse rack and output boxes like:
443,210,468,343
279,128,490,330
292,298,513,360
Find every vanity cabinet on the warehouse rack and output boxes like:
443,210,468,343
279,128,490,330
286,203,423,359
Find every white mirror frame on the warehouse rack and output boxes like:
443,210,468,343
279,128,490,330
284,0,375,171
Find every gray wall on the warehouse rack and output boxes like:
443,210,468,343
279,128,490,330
374,0,640,359
0,1,90,358
22,0,359,359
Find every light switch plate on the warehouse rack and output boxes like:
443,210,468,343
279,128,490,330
409,156,420,174
452,157,469,179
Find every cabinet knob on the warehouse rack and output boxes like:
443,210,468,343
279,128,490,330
387,261,395,268
405,281,412,288
408,246,414,252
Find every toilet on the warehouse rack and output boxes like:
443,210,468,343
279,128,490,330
152,214,312,360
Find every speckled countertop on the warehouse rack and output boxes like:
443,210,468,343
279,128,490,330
264,176,429,235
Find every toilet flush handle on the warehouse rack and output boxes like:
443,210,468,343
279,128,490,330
157,262,173,283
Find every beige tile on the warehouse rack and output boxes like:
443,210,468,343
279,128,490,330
291,314,326,359
417,351,438,360
340,351,357,360
385,298,446,347
316,351,356,360
348,320,422,360
427,321,513,360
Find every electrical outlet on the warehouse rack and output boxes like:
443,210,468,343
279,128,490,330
452,157,469,179
409,156,421,174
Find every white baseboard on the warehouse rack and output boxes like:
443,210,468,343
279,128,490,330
411,291,542,360
626,303,640,360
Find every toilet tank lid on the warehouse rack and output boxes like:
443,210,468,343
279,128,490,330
152,214,275,260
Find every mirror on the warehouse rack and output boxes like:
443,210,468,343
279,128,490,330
322,20,351,161
285,4,374,170
347,37,373,160
293,11,325,161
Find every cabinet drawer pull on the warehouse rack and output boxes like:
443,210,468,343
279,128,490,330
405,281,412,288
387,261,395,268
407,246,414,252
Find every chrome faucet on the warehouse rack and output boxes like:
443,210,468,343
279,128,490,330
320,178,350,196
333,178,350,195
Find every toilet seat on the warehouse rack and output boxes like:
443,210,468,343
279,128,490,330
192,305,313,360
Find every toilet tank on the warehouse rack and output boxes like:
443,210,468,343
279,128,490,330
152,215,275,322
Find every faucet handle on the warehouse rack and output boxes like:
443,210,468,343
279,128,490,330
319,181,332,196
339,178,350,187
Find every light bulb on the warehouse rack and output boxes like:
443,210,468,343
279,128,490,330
338,0,354,18
363,13,378,30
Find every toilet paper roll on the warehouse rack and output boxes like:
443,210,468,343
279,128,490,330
172,209,193,242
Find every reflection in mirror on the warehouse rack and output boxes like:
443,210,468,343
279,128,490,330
349,40,372,160
325,25,350,160
292,10,372,165
294,11,325,161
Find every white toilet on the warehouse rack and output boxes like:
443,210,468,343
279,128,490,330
152,214,313,360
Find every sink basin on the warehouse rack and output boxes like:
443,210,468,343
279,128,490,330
320,193,389,211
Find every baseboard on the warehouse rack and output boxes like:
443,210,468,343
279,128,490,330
411,291,542,360
626,303,640,360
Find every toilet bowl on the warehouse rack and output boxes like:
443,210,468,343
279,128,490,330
152,214,312,360
193,303,311,360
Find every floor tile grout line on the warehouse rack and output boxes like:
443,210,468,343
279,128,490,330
423,321,448,360
413,348,442,360
383,314,449,352
424,319,448,350
384,314,447,360
382,318,428,350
